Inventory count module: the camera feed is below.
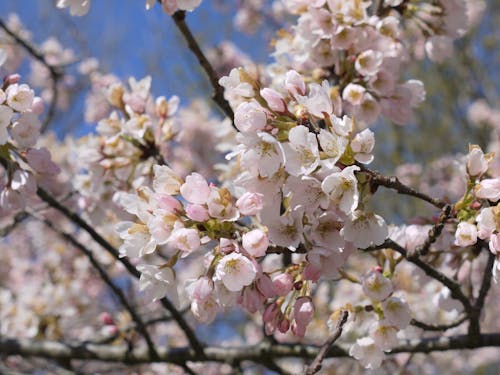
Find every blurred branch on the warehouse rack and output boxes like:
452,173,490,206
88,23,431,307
0,18,62,133
34,186,204,355
171,11,235,125
2,333,500,364
32,213,159,360
410,315,468,332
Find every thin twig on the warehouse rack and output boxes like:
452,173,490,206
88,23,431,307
171,11,235,124
408,204,452,259
364,239,472,312
305,310,349,375
356,163,447,209
410,315,468,332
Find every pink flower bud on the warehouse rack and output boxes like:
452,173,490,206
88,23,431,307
31,97,45,115
263,302,279,323
242,229,269,257
278,318,290,334
156,194,182,213
272,273,294,296
5,74,21,85
185,203,210,222
260,88,286,112
240,286,265,313
99,312,114,325
293,297,314,327
285,70,306,96
302,263,321,282
256,273,276,298
236,192,263,216
180,173,211,204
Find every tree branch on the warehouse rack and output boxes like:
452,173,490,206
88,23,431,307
171,11,235,124
364,239,472,312
1,334,500,365
410,315,468,332
408,204,452,259
356,163,447,209
34,186,204,355
305,310,349,375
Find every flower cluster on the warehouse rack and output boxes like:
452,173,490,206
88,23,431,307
348,268,411,369
454,145,499,278
0,74,60,215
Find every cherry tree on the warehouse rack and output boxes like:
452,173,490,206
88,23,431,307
0,0,499,374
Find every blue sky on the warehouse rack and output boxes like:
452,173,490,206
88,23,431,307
2,0,275,135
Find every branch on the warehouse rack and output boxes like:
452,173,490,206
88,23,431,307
0,18,62,132
33,213,159,361
171,11,235,124
356,163,447,209
408,204,452,259
34,187,204,355
305,310,349,375
468,250,496,343
365,239,472,312
2,334,500,364
410,315,468,332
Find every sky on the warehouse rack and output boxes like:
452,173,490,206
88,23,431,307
1,0,275,135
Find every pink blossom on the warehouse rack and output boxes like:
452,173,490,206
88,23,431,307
185,203,210,221
272,273,294,296
260,88,286,112
10,112,41,148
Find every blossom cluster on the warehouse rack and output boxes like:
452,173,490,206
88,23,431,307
0,74,60,215
454,145,499,278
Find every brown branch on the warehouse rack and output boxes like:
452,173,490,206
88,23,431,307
408,204,452,259
171,11,235,124
356,163,447,209
34,186,204,355
410,315,468,332
305,310,349,375
2,333,500,364
468,250,496,343
0,18,62,133
364,239,472,312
